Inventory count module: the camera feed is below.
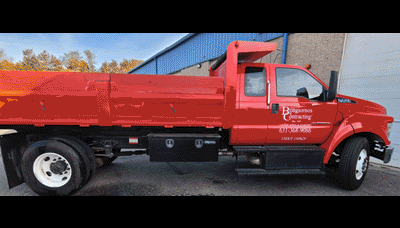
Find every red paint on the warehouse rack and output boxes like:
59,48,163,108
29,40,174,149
0,41,394,164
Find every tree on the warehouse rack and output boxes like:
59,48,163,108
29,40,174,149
0,48,14,62
11,49,64,72
119,58,143,73
0,49,16,71
61,50,82,71
0,49,5,61
0,48,143,73
37,50,63,71
99,61,111,73
0,59,15,71
15,49,40,71
99,58,143,74
109,60,119,73
48,55,63,71
99,60,123,73
83,50,96,72
61,50,96,72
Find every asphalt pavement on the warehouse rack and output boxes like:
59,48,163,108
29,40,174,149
1,154,400,196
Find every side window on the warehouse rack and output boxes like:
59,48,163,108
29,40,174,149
275,68,324,100
245,67,266,97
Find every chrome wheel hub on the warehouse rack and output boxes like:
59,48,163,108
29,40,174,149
355,149,368,180
33,153,72,187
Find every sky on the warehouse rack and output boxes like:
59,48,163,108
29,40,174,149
0,33,188,69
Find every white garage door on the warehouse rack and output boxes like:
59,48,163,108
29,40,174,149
339,33,400,167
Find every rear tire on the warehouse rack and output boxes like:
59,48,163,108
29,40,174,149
337,137,370,190
71,136,96,181
49,135,96,185
21,140,83,196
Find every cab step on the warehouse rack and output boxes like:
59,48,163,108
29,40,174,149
233,145,324,153
235,168,325,176
233,145,325,171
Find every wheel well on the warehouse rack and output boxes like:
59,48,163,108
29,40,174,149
335,132,384,155
326,132,384,170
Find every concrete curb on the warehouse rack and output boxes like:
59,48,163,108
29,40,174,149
370,162,400,176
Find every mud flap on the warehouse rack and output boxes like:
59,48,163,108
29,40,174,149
0,133,27,188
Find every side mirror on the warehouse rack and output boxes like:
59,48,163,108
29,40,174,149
296,87,309,99
326,71,338,101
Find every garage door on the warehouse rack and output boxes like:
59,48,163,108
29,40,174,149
339,33,400,167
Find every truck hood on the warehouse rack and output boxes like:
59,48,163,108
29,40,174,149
336,94,387,116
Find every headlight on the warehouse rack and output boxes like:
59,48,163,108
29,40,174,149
387,122,393,138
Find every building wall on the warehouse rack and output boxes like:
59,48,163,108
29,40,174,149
130,33,284,75
171,33,346,86
285,33,345,85
338,33,400,167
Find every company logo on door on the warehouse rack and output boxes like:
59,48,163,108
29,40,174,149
282,107,312,121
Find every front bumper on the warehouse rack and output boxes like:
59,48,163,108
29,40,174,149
371,144,394,164
383,146,394,164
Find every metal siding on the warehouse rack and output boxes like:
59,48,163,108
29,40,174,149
201,33,228,60
250,33,284,42
339,33,400,167
158,38,188,74
187,34,203,70
130,33,284,75
132,59,157,74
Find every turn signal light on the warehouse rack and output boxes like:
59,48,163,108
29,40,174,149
387,122,393,138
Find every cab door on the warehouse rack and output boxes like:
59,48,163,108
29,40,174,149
266,65,337,144
230,63,270,145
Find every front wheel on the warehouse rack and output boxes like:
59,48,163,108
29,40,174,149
337,137,370,190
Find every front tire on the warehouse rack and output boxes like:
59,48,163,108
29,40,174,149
337,137,370,190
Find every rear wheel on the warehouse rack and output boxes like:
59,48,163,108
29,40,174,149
49,135,96,185
33,152,72,188
337,137,370,190
21,140,83,196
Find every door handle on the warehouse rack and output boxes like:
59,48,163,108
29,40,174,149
272,103,279,114
267,80,271,106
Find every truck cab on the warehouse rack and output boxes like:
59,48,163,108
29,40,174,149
231,62,337,145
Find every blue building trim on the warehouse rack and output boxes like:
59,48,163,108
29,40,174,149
281,33,289,64
128,33,284,75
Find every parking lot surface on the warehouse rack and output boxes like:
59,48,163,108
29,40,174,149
1,154,400,196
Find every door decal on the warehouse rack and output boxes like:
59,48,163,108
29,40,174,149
282,106,313,122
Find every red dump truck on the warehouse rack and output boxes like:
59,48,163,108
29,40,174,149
0,41,394,195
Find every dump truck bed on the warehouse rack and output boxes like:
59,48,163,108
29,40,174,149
0,70,225,128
